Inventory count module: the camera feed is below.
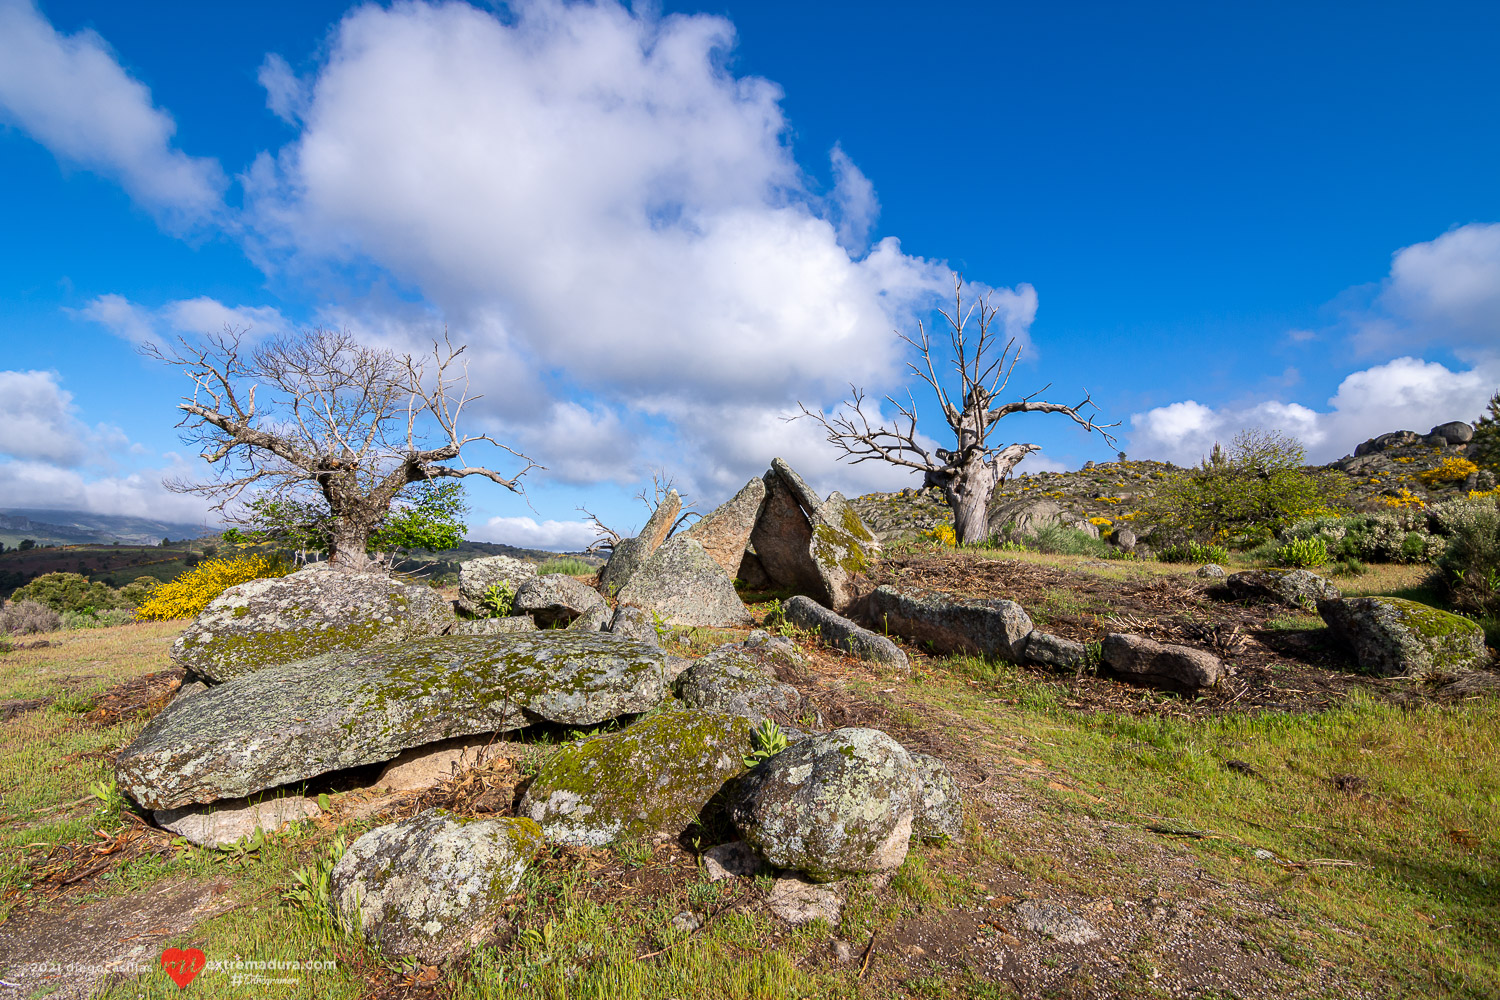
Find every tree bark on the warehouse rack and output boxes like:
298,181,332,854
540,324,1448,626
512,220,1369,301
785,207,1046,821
944,453,997,545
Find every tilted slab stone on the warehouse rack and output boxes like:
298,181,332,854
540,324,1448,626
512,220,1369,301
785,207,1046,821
457,556,538,616
607,605,661,646
519,710,753,847
330,808,544,963
1102,633,1222,691
513,574,606,627
599,490,681,595
1226,568,1340,610
864,586,1033,660
617,536,753,628
750,467,821,593
1022,631,1088,670
684,477,767,580
731,727,917,883
749,460,879,610
782,595,908,669
115,632,669,811
909,752,963,843
171,564,455,683
1318,596,1489,678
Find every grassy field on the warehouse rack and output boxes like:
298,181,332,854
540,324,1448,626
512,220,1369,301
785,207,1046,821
0,555,1495,999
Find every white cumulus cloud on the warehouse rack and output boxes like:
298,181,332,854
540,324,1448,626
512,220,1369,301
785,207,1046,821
76,294,290,345
471,515,600,552
0,0,224,225
1354,222,1500,356
0,370,90,465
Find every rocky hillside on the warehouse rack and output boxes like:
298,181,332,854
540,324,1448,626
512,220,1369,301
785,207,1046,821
852,420,1493,545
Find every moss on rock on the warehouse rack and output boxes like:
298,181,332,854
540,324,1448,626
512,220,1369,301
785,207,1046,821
1318,596,1489,677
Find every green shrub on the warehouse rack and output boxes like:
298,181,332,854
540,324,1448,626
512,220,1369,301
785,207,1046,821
1028,525,1116,558
1473,389,1500,473
117,575,160,607
1137,429,1347,543
480,581,515,617
1433,500,1500,617
1274,536,1329,568
538,557,592,576
1158,541,1229,564
60,607,137,629
1282,511,1444,565
9,572,128,614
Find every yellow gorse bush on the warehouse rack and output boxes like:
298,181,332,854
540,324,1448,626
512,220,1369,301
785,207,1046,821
928,523,957,547
134,554,292,621
1379,487,1427,509
1088,516,1113,526
1418,456,1479,487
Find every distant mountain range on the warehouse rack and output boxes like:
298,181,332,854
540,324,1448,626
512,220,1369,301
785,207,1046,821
0,509,220,547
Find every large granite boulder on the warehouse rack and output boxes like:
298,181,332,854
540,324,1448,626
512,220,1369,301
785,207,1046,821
171,565,455,683
1226,568,1340,610
750,459,880,610
519,710,753,846
606,605,661,646
674,642,802,724
864,586,1033,660
1431,421,1474,445
599,490,681,596
782,595,908,669
730,728,916,882
513,574,606,627
330,809,543,962
617,536,753,628
1318,597,1489,678
1101,633,1222,691
115,633,669,810
684,477,767,582
457,556,538,616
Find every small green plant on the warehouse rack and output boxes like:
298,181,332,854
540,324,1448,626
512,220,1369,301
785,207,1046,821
89,777,127,828
51,691,98,714
517,919,558,953
1274,536,1329,568
1158,541,1230,564
616,840,652,868
283,831,350,924
480,580,515,617
743,719,789,768
687,878,720,907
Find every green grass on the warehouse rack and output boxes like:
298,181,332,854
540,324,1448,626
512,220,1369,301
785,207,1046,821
537,557,594,576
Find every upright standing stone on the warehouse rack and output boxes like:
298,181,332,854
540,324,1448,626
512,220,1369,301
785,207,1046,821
599,490,681,595
684,478,767,581
747,459,880,610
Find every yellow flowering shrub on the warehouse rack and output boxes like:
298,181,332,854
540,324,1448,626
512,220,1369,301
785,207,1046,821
927,523,957,547
1088,516,1113,527
1379,488,1426,509
1468,486,1500,500
1393,456,1416,464
135,554,292,621
1419,457,1479,486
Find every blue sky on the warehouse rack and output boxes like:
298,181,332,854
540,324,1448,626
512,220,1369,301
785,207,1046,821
2,0,1497,548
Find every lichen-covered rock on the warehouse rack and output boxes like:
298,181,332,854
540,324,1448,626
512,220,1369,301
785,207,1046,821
450,616,536,636
171,565,455,683
617,536,753,628
909,752,962,843
768,877,846,926
599,490,681,595
329,809,543,962
513,574,606,627
155,795,321,848
1102,633,1222,691
607,605,661,646
1226,568,1340,610
567,602,612,632
115,633,668,810
730,727,916,882
684,477,766,580
376,736,519,792
519,710,753,846
783,595,908,669
865,586,1033,660
1196,563,1227,579
457,556,538,616
1014,900,1100,945
751,459,879,610
675,643,802,723
1318,596,1489,677
1021,631,1087,670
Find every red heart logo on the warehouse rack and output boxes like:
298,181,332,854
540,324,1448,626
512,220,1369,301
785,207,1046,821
160,948,205,989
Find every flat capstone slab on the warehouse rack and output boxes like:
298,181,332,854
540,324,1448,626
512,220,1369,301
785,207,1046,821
116,632,668,811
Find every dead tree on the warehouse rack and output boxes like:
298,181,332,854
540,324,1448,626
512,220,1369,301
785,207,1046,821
798,275,1117,545
146,327,541,570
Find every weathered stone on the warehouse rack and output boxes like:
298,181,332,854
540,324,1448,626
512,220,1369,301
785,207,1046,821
457,556,538,616
1102,633,1222,691
805,489,881,610
702,840,770,882
1014,900,1100,945
513,574,606,627
782,595,908,668
1021,631,1088,670
1196,563,1227,580
1431,421,1474,445
171,565,455,683
1318,596,1489,678
330,809,543,962
607,605,661,646
749,467,820,593
617,536,753,628
1355,430,1422,456
376,736,520,792
519,711,753,847
768,877,845,926
730,727,916,882
1226,568,1340,610
988,498,1076,540
116,633,669,811
748,459,880,610
599,490,681,595
450,616,536,636
684,478,767,580
155,796,321,848
1110,527,1137,550
567,603,612,633
865,586,1033,660
675,643,802,723
909,752,963,843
